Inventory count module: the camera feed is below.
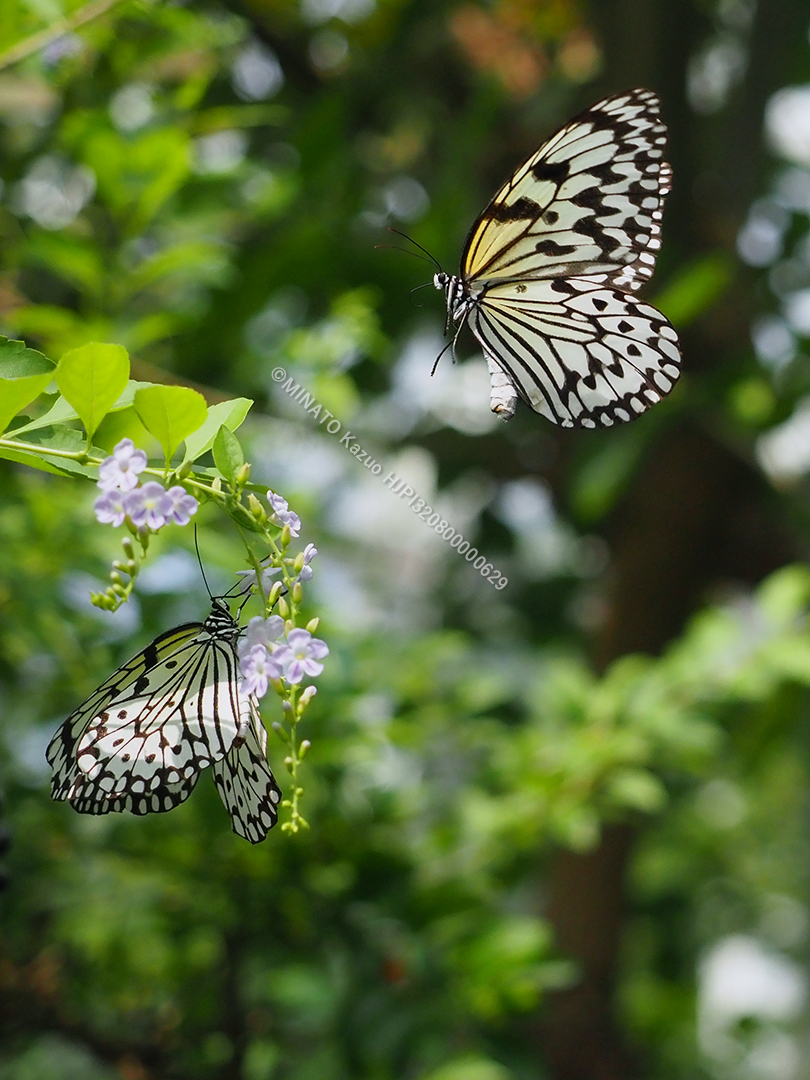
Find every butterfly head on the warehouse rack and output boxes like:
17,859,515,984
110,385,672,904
433,271,449,292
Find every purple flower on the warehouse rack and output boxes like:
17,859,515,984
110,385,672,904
297,543,318,583
124,481,172,530
94,489,128,526
239,644,284,699
276,628,329,685
237,615,286,661
267,490,301,537
97,438,147,492
235,564,282,595
165,485,199,526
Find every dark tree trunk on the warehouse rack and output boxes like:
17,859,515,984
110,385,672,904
537,1,808,1077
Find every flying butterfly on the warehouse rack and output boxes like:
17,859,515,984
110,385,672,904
433,88,681,429
46,597,282,844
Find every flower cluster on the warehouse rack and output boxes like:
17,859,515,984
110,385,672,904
238,615,329,699
94,439,198,531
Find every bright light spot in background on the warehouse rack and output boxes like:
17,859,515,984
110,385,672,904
301,0,375,24
698,935,805,1078
109,83,154,131
751,315,795,372
383,176,429,221
494,478,606,580
766,86,810,167
736,201,788,266
384,330,501,436
309,29,349,73
137,550,200,594
232,41,284,101
193,130,248,175
687,36,747,114
13,155,95,230
360,176,430,226
773,167,810,212
782,287,810,334
756,396,810,481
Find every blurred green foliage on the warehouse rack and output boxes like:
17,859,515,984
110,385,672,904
2,2,810,1080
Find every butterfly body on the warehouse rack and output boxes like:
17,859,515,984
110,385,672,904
47,597,281,843
436,88,681,429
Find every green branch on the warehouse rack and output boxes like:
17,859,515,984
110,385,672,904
0,0,125,72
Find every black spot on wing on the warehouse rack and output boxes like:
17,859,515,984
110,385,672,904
485,196,542,223
531,159,570,184
536,239,577,256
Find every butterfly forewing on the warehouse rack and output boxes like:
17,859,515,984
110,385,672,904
462,89,670,291
47,622,203,802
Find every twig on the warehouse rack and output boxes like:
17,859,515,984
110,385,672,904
0,0,124,73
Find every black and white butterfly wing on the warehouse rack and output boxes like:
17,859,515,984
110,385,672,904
469,276,681,428
462,89,670,292
449,88,681,428
47,601,248,814
212,700,282,844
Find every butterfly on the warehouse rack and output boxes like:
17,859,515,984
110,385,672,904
46,597,282,844
433,88,681,429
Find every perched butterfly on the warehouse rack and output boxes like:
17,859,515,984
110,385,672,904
47,598,282,844
434,88,681,428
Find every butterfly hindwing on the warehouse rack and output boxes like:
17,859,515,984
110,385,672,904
462,89,670,292
212,700,282,844
469,275,680,428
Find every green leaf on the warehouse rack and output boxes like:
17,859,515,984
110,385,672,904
0,425,103,479
134,384,208,461
0,337,56,435
653,254,733,328
55,342,130,440
212,425,245,485
13,380,157,436
182,397,253,465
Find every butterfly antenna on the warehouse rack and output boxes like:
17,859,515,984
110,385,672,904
375,243,434,268
387,228,443,274
409,281,434,308
431,338,454,376
193,526,214,601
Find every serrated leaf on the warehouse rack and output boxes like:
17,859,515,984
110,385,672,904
182,397,253,465
212,425,245,485
55,342,130,440
134,384,208,462
0,337,56,435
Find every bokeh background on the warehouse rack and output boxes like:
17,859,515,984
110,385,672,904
3,1,810,1078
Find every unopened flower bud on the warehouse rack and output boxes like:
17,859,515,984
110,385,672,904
236,462,251,486
280,524,291,547
292,582,303,604
248,492,265,519
299,739,311,759
272,721,290,743
277,595,290,618
299,686,317,707
306,617,320,633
